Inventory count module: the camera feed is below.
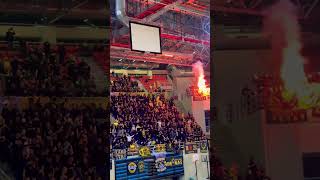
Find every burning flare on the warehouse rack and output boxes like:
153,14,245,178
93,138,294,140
192,61,210,96
265,0,320,109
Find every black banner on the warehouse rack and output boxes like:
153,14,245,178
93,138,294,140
185,143,198,154
166,144,174,153
200,141,208,153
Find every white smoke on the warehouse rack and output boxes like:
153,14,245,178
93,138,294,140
192,61,204,79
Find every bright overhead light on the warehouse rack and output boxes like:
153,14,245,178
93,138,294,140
164,54,173,57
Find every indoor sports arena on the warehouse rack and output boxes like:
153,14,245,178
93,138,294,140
110,0,210,179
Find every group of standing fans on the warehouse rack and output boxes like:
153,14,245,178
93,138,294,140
0,28,106,97
0,98,107,180
0,28,108,180
110,73,143,92
110,93,205,149
110,74,205,152
3,48,97,97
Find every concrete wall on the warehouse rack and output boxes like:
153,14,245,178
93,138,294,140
173,76,194,113
192,99,210,134
213,49,273,173
110,160,115,180
218,107,320,179
213,49,273,124
182,150,210,180
262,111,320,180
230,111,266,173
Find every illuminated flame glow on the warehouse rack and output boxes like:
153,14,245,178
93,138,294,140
266,0,320,109
193,61,210,96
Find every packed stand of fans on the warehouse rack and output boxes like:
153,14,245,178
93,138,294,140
110,93,205,150
0,41,105,97
0,98,107,180
110,72,143,92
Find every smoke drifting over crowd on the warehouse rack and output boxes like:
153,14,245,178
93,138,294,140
264,0,320,108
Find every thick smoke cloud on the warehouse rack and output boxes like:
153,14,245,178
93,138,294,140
263,0,320,108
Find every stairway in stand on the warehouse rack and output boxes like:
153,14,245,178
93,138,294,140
83,57,108,94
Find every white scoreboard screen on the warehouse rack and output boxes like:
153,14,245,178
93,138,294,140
129,22,162,54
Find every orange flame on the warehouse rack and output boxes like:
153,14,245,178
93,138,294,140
193,61,210,96
266,0,320,109
197,73,210,96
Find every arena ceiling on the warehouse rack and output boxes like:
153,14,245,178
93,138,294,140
0,0,108,27
212,0,320,32
110,0,210,67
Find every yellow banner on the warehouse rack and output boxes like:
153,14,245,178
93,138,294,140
139,146,151,157
155,144,166,153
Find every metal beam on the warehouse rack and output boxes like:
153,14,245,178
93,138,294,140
238,0,247,8
212,5,264,16
304,0,319,18
176,3,209,16
250,0,263,8
110,46,194,66
0,8,107,19
49,0,89,24
144,1,182,22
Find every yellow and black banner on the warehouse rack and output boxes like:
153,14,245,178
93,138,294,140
155,144,166,153
200,141,208,153
139,146,151,157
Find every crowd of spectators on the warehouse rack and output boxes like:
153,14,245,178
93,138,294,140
0,42,106,97
110,73,143,92
0,98,107,180
110,93,205,150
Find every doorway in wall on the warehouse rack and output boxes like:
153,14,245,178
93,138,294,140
303,153,320,180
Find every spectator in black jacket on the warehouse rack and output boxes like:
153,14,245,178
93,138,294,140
5,27,15,49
